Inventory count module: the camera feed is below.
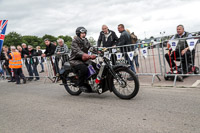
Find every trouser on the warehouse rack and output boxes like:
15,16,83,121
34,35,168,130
31,64,39,80
4,66,15,80
73,64,88,87
133,55,139,68
13,68,25,84
165,50,192,71
40,62,44,71
110,54,117,65
50,58,59,76
125,54,136,73
73,62,97,87
25,63,33,79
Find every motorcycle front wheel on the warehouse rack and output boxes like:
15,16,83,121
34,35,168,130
111,67,139,100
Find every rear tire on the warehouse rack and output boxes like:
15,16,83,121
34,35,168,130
111,67,139,100
62,72,82,96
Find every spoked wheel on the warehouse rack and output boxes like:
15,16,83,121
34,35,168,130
63,72,82,96
111,67,139,99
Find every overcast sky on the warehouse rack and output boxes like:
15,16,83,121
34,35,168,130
0,0,200,40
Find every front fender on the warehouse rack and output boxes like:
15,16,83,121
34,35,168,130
106,64,130,92
112,64,130,71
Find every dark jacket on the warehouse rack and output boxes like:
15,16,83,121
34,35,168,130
44,43,56,57
173,31,191,52
97,30,118,47
21,48,29,58
117,30,132,52
0,51,11,66
36,50,44,62
69,37,93,66
26,49,39,65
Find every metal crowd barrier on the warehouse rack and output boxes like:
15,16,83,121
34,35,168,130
97,42,163,85
20,53,70,83
161,36,200,86
2,36,200,87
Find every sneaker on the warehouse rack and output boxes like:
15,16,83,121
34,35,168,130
8,80,16,82
39,70,44,73
23,78,26,84
28,78,33,81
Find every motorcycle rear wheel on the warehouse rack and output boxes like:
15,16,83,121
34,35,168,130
63,72,82,96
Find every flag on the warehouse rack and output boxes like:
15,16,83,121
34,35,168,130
169,40,179,51
186,39,198,52
0,20,8,53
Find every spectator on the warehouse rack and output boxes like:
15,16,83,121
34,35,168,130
1,46,14,82
55,38,68,55
117,24,136,75
42,38,56,57
55,38,69,64
17,45,23,53
165,24,192,72
54,38,69,72
36,46,44,73
126,29,139,73
42,38,57,76
21,43,29,58
97,25,118,65
22,43,33,81
27,45,40,81
4,46,26,84
97,25,118,47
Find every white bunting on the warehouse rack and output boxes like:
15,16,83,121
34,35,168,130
109,53,112,59
169,40,179,51
127,51,134,61
27,58,30,64
37,56,41,63
112,49,117,53
104,51,110,59
186,39,198,51
52,56,55,63
141,47,148,58
134,48,139,56
116,53,122,60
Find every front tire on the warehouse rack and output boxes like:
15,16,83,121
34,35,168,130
111,67,139,100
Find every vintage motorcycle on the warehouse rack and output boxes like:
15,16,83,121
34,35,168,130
59,48,139,99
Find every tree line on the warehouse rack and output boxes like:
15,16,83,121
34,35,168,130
3,32,97,49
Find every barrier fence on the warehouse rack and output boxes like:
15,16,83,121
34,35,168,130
0,53,70,83
162,36,200,86
1,35,200,87
100,42,163,85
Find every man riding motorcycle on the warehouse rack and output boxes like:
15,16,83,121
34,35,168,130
69,27,96,92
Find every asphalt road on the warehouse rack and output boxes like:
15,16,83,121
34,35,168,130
0,80,200,133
